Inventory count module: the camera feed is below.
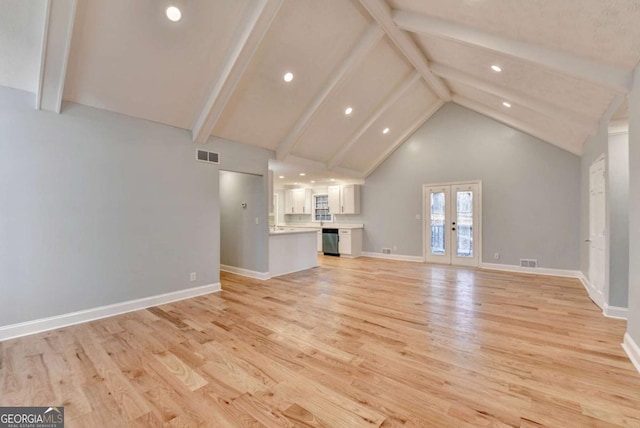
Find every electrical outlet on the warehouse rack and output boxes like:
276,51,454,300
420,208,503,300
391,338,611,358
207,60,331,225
190,272,197,282
415,214,421,220
255,217,259,225
392,245,397,251
494,253,500,260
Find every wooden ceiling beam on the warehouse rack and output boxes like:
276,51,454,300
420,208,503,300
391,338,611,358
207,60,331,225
37,0,78,113
453,95,582,155
192,0,283,143
394,9,632,94
364,100,444,177
275,24,384,160
430,63,598,135
358,0,451,101
328,71,420,169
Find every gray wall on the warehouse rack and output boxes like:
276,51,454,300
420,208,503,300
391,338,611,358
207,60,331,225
361,103,581,269
220,171,267,272
0,87,272,327
608,132,629,307
628,66,640,344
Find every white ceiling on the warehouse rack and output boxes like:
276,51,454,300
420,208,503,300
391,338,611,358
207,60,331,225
1,0,639,186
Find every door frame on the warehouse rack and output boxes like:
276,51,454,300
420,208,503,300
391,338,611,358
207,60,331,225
422,181,482,267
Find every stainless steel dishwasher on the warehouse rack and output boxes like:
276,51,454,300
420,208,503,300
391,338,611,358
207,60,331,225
322,228,339,256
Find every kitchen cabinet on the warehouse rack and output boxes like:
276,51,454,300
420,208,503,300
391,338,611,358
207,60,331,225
338,228,362,258
328,185,341,214
284,188,312,214
317,230,323,252
328,184,360,214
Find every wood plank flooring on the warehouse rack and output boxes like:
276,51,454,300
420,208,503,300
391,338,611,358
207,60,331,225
2,256,640,427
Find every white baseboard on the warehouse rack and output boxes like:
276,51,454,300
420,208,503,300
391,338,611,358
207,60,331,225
481,262,581,278
220,264,270,280
577,272,606,312
603,303,628,319
361,251,424,263
0,283,221,342
622,333,640,374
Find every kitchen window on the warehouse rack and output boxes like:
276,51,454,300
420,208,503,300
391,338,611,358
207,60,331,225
313,194,332,222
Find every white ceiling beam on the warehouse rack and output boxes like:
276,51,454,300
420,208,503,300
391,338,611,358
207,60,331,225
37,0,77,113
364,100,444,177
328,71,420,169
453,95,582,155
285,155,365,180
394,10,632,94
192,0,283,144
275,24,384,160
430,63,598,135
358,0,450,101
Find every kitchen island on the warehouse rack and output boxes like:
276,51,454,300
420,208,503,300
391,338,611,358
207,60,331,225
269,228,318,277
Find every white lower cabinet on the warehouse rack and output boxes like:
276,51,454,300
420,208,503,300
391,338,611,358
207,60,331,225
338,228,362,258
317,230,322,252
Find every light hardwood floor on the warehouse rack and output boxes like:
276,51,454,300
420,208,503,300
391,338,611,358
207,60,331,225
2,256,640,427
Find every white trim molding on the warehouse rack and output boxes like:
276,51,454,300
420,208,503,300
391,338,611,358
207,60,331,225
220,264,271,280
603,304,628,320
577,271,605,311
622,333,640,374
361,251,424,263
0,283,221,342
482,262,581,278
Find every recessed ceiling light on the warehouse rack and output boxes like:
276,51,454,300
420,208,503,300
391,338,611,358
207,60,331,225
330,178,336,182
502,101,512,108
278,175,284,179
283,72,293,82
165,6,182,22
491,65,502,72
345,107,353,115
294,182,299,185
310,180,316,184
382,127,390,134
299,173,305,176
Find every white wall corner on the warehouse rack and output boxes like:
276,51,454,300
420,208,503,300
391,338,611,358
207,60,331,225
0,283,221,342
361,251,424,263
220,264,271,280
622,333,640,374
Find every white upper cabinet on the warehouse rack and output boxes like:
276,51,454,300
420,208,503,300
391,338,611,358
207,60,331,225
340,184,360,214
285,188,312,214
328,185,341,214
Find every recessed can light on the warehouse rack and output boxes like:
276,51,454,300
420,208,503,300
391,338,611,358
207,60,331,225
283,72,293,82
382,127,390,134
491,65,502,72
166,6,182,22
310,180,316,183
330,178,336,182
345,107,353,115
502,101,512,108
299,173,305,176
278,175,284,179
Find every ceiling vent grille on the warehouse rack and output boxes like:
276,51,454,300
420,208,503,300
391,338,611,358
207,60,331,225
196,149,220,164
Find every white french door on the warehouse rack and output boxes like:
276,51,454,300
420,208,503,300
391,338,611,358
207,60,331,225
589,156,606,299
424,182,481,267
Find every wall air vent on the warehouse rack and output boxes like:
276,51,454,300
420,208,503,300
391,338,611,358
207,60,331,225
519,259,538,268
196,149,220,164
382,248,391,254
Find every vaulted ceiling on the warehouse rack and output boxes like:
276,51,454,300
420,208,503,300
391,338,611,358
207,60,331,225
1,0,639,185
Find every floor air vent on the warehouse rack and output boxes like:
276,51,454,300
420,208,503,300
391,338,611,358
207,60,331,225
520,259,538,268
196,149,220,164
382,248,391,254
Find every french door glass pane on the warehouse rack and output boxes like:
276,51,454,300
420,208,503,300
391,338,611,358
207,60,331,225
456,191,473,257
430,192,446,254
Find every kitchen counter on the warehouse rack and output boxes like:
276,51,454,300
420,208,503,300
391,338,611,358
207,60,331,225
281,223,364,230
269,228,318,277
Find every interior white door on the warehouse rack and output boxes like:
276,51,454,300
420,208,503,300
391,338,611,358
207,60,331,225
425,182,480,267
589,156,606,296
